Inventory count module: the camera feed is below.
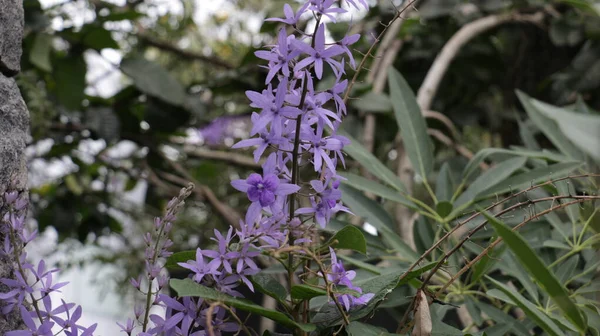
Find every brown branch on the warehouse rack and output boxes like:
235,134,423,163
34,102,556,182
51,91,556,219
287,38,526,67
182,146,262,168
427,129,487,169
138,33,235,69
420,194,599,291
398,174,599,283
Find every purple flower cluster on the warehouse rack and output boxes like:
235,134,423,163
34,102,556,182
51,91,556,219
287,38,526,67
0,191,97,336
179,0,373,330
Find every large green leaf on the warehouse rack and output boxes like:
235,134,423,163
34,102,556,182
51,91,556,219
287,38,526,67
291,284,327,300
516,90,585,161
482,211,586,333
455,157,527,207
326,225,367,254
486,278,564,336
478,161,583,199
338,172,416,209
251,274,288,303
120,56,186,107
338,130,407,192
170,279,315,332
388,68,434,180
529,95,600,162
165,249,195,271
341,185,418,261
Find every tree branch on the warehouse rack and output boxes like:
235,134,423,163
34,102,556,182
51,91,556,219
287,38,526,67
138,33,235,70
417,11,545,111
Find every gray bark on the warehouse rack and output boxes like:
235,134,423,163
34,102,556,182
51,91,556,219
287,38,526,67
0,0,29,331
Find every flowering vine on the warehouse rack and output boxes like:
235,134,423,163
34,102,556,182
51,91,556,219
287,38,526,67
1,0,373,335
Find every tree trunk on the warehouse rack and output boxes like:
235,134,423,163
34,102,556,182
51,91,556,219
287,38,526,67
0,0,29,331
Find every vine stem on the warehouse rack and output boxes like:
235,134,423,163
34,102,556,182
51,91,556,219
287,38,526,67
286,15,321,335
142,223,166,332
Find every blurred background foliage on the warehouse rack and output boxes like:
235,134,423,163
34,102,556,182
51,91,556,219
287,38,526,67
18,0,600,333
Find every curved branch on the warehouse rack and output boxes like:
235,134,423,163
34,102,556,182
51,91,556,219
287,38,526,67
417,12,545,110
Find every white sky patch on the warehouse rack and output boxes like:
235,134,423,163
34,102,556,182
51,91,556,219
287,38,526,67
363,222,378,236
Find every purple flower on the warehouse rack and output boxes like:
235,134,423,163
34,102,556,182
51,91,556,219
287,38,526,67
233,241,260,273
338,34,360,68
292,23,344,79
178,248,221,283
344,0,369,9
231,172,299,224
246,78,302,136
232,117,284,163
308,0,347,22
327,248,355,287
6,306,54,336
203,228,237,274
255,28,300,84
265,2,309,26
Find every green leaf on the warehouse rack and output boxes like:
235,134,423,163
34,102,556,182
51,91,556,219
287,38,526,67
338,130,407,192
165,249,195,270
530,79,600,162
482,211,586,333
170,279,315,332
30,33,52,72
478,161,583,198
470,244,505,284
388,68,434,180
350,92,392,113
341,185,418,261
486,277,564,336
455,157,527,207
120,56,186,107
291,284,327,300
82,27,119,50
251,274,288,303
396,261,438,286
435,162,454,201
346,321,399,336
327,225,367,254
53,54,86,110
474,301,531,336
338,172,416,209
516,90,585,161
435,201,453,218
